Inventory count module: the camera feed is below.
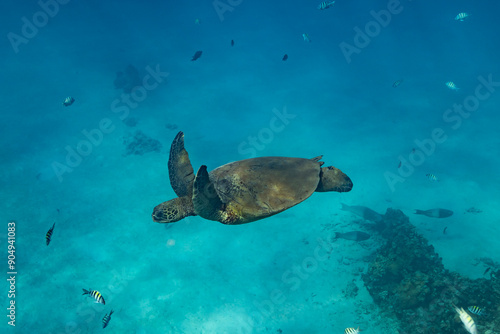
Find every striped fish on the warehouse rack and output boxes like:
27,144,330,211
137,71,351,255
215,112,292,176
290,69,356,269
82,288,105,305
454,306,477,334
468,306,485,316
46,223,55,246
345,327,360,334
392,79,403,88
426,173,439,182
102,310,114,328
62,96,75,106
445,81,460,91
455,12,469,21
317,1,335,10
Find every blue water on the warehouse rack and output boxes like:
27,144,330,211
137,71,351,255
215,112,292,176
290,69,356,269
1,0,499,333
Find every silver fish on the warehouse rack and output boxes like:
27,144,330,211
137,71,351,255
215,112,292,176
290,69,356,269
334,231,370,241
414,208,453,218
302,33,311,42
340,203,383,223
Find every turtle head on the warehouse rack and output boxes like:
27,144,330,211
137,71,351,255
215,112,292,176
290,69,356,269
316,166,353,193
152,196,195,223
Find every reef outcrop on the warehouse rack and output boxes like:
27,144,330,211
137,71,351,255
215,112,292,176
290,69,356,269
363,209,500,333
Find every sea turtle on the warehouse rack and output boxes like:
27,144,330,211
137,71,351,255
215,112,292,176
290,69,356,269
152,131,353,225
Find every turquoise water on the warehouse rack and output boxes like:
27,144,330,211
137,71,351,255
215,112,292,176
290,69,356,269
1,0,499,333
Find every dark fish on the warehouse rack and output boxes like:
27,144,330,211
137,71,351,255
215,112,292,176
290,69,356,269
82,288,105,305
191,50,202,61
282,54,288,61
340,203,383,223
398,161,402,168
334,231,370,241
102,310,114,328
231,40,234,46
483,267,491,276
414,208,453,218
46,223,55,245
443,226,447,234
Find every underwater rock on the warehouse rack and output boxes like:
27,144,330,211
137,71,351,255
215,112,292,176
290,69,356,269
123,131,162,156
363,208,500,333
114,65,141,93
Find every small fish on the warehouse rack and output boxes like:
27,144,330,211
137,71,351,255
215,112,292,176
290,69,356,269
282,54,288,61
317,1,335,10
334,231,370,241
194,18,200,25
62,96,75,106
454,305,478,334
102,310,114,328
344,327,360,334
191,50,202,61
398,161,402,168
468,306,485,316
393,79,403,88
82,288,105,305
443,226,447,234
46,223,55,245
455,13,469,21
483,267,491,276
426,173,439,181
302,33,311,42
231,39,234,47
414,208,453,218
445,81,460,91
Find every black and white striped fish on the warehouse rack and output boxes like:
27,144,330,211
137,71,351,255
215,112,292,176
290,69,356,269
345,327,360,334
392,79,403,88
62,96,75,106
82,288,105,305
455,12,469,21
102,310,114,328
317,1,335,10
46,223,55,246
454,305,477,334
468,306,485,316
426,173,439,182
445,81,460,91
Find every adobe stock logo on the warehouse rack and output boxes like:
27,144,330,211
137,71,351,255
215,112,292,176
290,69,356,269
339,0,404,64
7,0,70,54
384,74,499,192
237,106,296,158
212,0,243,22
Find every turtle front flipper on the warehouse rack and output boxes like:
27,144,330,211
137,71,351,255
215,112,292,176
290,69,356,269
168,131,195,197
193,165,229,223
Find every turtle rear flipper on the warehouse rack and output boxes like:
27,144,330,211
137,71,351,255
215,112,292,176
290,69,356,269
168,131,195,197
193,165,225,222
